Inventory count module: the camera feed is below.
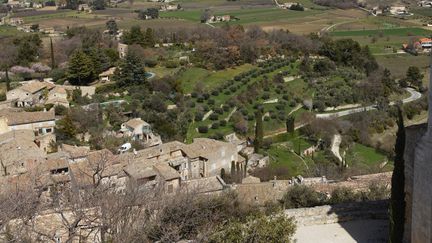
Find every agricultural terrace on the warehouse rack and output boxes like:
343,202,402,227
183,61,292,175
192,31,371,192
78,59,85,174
185,58,309,142
262,131,390,179
330,26,432,54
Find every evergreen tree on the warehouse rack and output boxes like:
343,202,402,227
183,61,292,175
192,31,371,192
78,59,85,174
50,37,55,69
88,48,110,76
92,0,105,10
122,26,145,46
67,50,94,85
56,113,77,142
254,110,263,153
286,115,295,134
113,51,147,87
389,106,406,243
13,34,42,66
144,28,155,47
105,19,118,35
405,66,424,90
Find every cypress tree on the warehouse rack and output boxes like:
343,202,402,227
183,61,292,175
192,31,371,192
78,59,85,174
254,110,263,153
286,115,295,134
50,37,55,69
390,106,406,243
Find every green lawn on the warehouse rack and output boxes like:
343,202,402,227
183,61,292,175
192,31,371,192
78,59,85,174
178,64,254,94
331,27,432,37
0,26,26,38
346,143,388,167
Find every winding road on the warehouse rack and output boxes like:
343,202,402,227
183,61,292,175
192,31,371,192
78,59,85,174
316,88,421,119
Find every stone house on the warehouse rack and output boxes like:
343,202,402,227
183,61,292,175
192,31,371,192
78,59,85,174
8,17,24,26
0,130,46,177
181,138,240,179
120,118,162,146
124,162,180,194
0,109,56,152
7,81,55,107
46,86,69,107
117,43,128,59
98,67,116,83
78,3,91,12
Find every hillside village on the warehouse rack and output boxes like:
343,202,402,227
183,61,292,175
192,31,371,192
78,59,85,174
0,0,431,242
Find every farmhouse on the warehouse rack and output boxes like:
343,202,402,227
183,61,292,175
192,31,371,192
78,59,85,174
7,17,23,26
419,0,432,7
389,5,410,15
420,38,432,49
6,80,55,107
160,4,180,11
77,4,91,12
99,67,116,83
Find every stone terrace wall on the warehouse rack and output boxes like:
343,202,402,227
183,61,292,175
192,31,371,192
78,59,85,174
284,200,389,226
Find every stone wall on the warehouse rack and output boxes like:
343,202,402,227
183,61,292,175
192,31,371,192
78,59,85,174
284,200,389,226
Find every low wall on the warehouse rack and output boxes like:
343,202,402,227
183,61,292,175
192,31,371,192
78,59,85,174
284,200,389,226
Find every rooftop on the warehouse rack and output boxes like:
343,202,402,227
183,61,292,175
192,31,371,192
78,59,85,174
0,109,55,125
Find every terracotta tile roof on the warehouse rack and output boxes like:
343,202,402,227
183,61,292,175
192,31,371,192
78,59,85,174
154,163,180,180
124,118,149,129
419,38,432,43
0,109,55,125
49,86,67,95
181,138,235,159
0,130,45,176
61,144,90,159
19,81,55,94
45,97,69,105
99,67,116,77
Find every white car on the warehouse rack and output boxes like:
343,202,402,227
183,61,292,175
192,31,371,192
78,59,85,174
118,143,132,153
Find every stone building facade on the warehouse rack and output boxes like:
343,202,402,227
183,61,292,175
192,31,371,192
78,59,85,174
404,54,432,243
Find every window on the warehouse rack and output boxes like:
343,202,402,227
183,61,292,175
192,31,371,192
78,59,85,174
167,184,174,193
45,128,52,133
50,167,69,175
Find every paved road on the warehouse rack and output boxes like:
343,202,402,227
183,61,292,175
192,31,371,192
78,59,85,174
316,88,421,119
294,219,388,243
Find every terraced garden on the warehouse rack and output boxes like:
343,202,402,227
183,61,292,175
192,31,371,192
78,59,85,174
184,58,310,142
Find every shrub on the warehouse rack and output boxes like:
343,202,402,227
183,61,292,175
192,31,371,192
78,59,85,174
211,90,219,96
222,105,230,112
214,108,223,114
195,112,204,122
220,120,227,127
207,99,215,105
164,60,179,68
330,187,360,204
198,126,208,133
209,113,219,121
211,122,220,129
264,116,270,121
283,185,323,209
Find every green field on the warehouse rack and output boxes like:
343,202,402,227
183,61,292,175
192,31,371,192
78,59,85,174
376,54,431,78
160,7,321,25
331,27,432,37
0,26,26,38
178,64,254,94
345,143,390,171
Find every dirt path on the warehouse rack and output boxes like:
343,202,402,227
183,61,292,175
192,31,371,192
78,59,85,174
331,134,342,162
316,88,421,119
